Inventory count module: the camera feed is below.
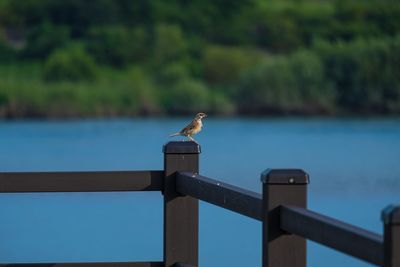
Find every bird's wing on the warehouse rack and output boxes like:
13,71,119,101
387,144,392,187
180,120,196,134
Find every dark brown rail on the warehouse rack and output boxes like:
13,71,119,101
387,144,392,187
173,263,195,267
0,171,163,192
163,142,199,267
1,142,398,267
0,262,163,267
280,205,383,265
176,172,262,221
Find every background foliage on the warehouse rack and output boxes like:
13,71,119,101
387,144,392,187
0,0,399,117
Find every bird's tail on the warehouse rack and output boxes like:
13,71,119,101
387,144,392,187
169,132,180,137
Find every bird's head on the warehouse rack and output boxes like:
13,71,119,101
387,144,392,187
195,112,207,120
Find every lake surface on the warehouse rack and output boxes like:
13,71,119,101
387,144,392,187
0,118,399,266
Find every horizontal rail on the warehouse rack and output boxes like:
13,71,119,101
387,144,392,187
0,171,163,193
173,263,195,267
176,172,262,221
0,262,163,267
280,205,383,265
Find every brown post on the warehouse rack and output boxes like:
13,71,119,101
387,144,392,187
163,141,200,267
261,169,309,267
382,205,400,267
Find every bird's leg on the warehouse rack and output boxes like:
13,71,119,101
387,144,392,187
188,136,198,144
181,134,188,142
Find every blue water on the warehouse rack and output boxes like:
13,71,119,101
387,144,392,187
0,118,399,266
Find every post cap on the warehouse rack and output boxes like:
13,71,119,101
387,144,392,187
261,169,309,184
163,141,201,154
381,204,400,225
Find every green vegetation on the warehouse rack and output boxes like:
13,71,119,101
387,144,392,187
43,44,99,82
237,50,334,114
0,0,400,118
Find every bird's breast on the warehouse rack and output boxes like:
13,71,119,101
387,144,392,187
190,120,202,134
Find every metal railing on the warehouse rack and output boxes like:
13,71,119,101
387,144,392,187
0,141,398,267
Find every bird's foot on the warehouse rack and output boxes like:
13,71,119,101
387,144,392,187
188,138,198,144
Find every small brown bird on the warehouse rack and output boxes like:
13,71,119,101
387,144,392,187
169,112,207,142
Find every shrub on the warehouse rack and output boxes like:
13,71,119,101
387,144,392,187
236,50,333,114
208,90,235,115
202,45,264,85
289,50,335,112
0,38,17,63
314,36,400,113
43,44,98,82
161,78,210,114
0,90,8,106
22,22,70,58
237,56,298,113
127,67,160,115
155,62,190,85
152,24,187,67
86,25,148,67
246,1,305,52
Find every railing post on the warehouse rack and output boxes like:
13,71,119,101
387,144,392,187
382,205,400,267
163,141,200,267
261,169,309,267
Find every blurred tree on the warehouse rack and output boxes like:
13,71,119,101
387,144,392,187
208,90,235,115
0,35,17,63
127,67,160,115
87,25,149,67
155,62,190,85
0,0,49,27
0,0,399,117
22,22,70,58
161,78,210,114
202,45,264,85
45,0,119,37
152,24,187,67
43,43,98,82
289,50,335,113
237,50,334,114
315,36,400,113
0,90,8,106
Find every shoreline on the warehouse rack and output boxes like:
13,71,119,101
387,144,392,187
1,113,400,122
